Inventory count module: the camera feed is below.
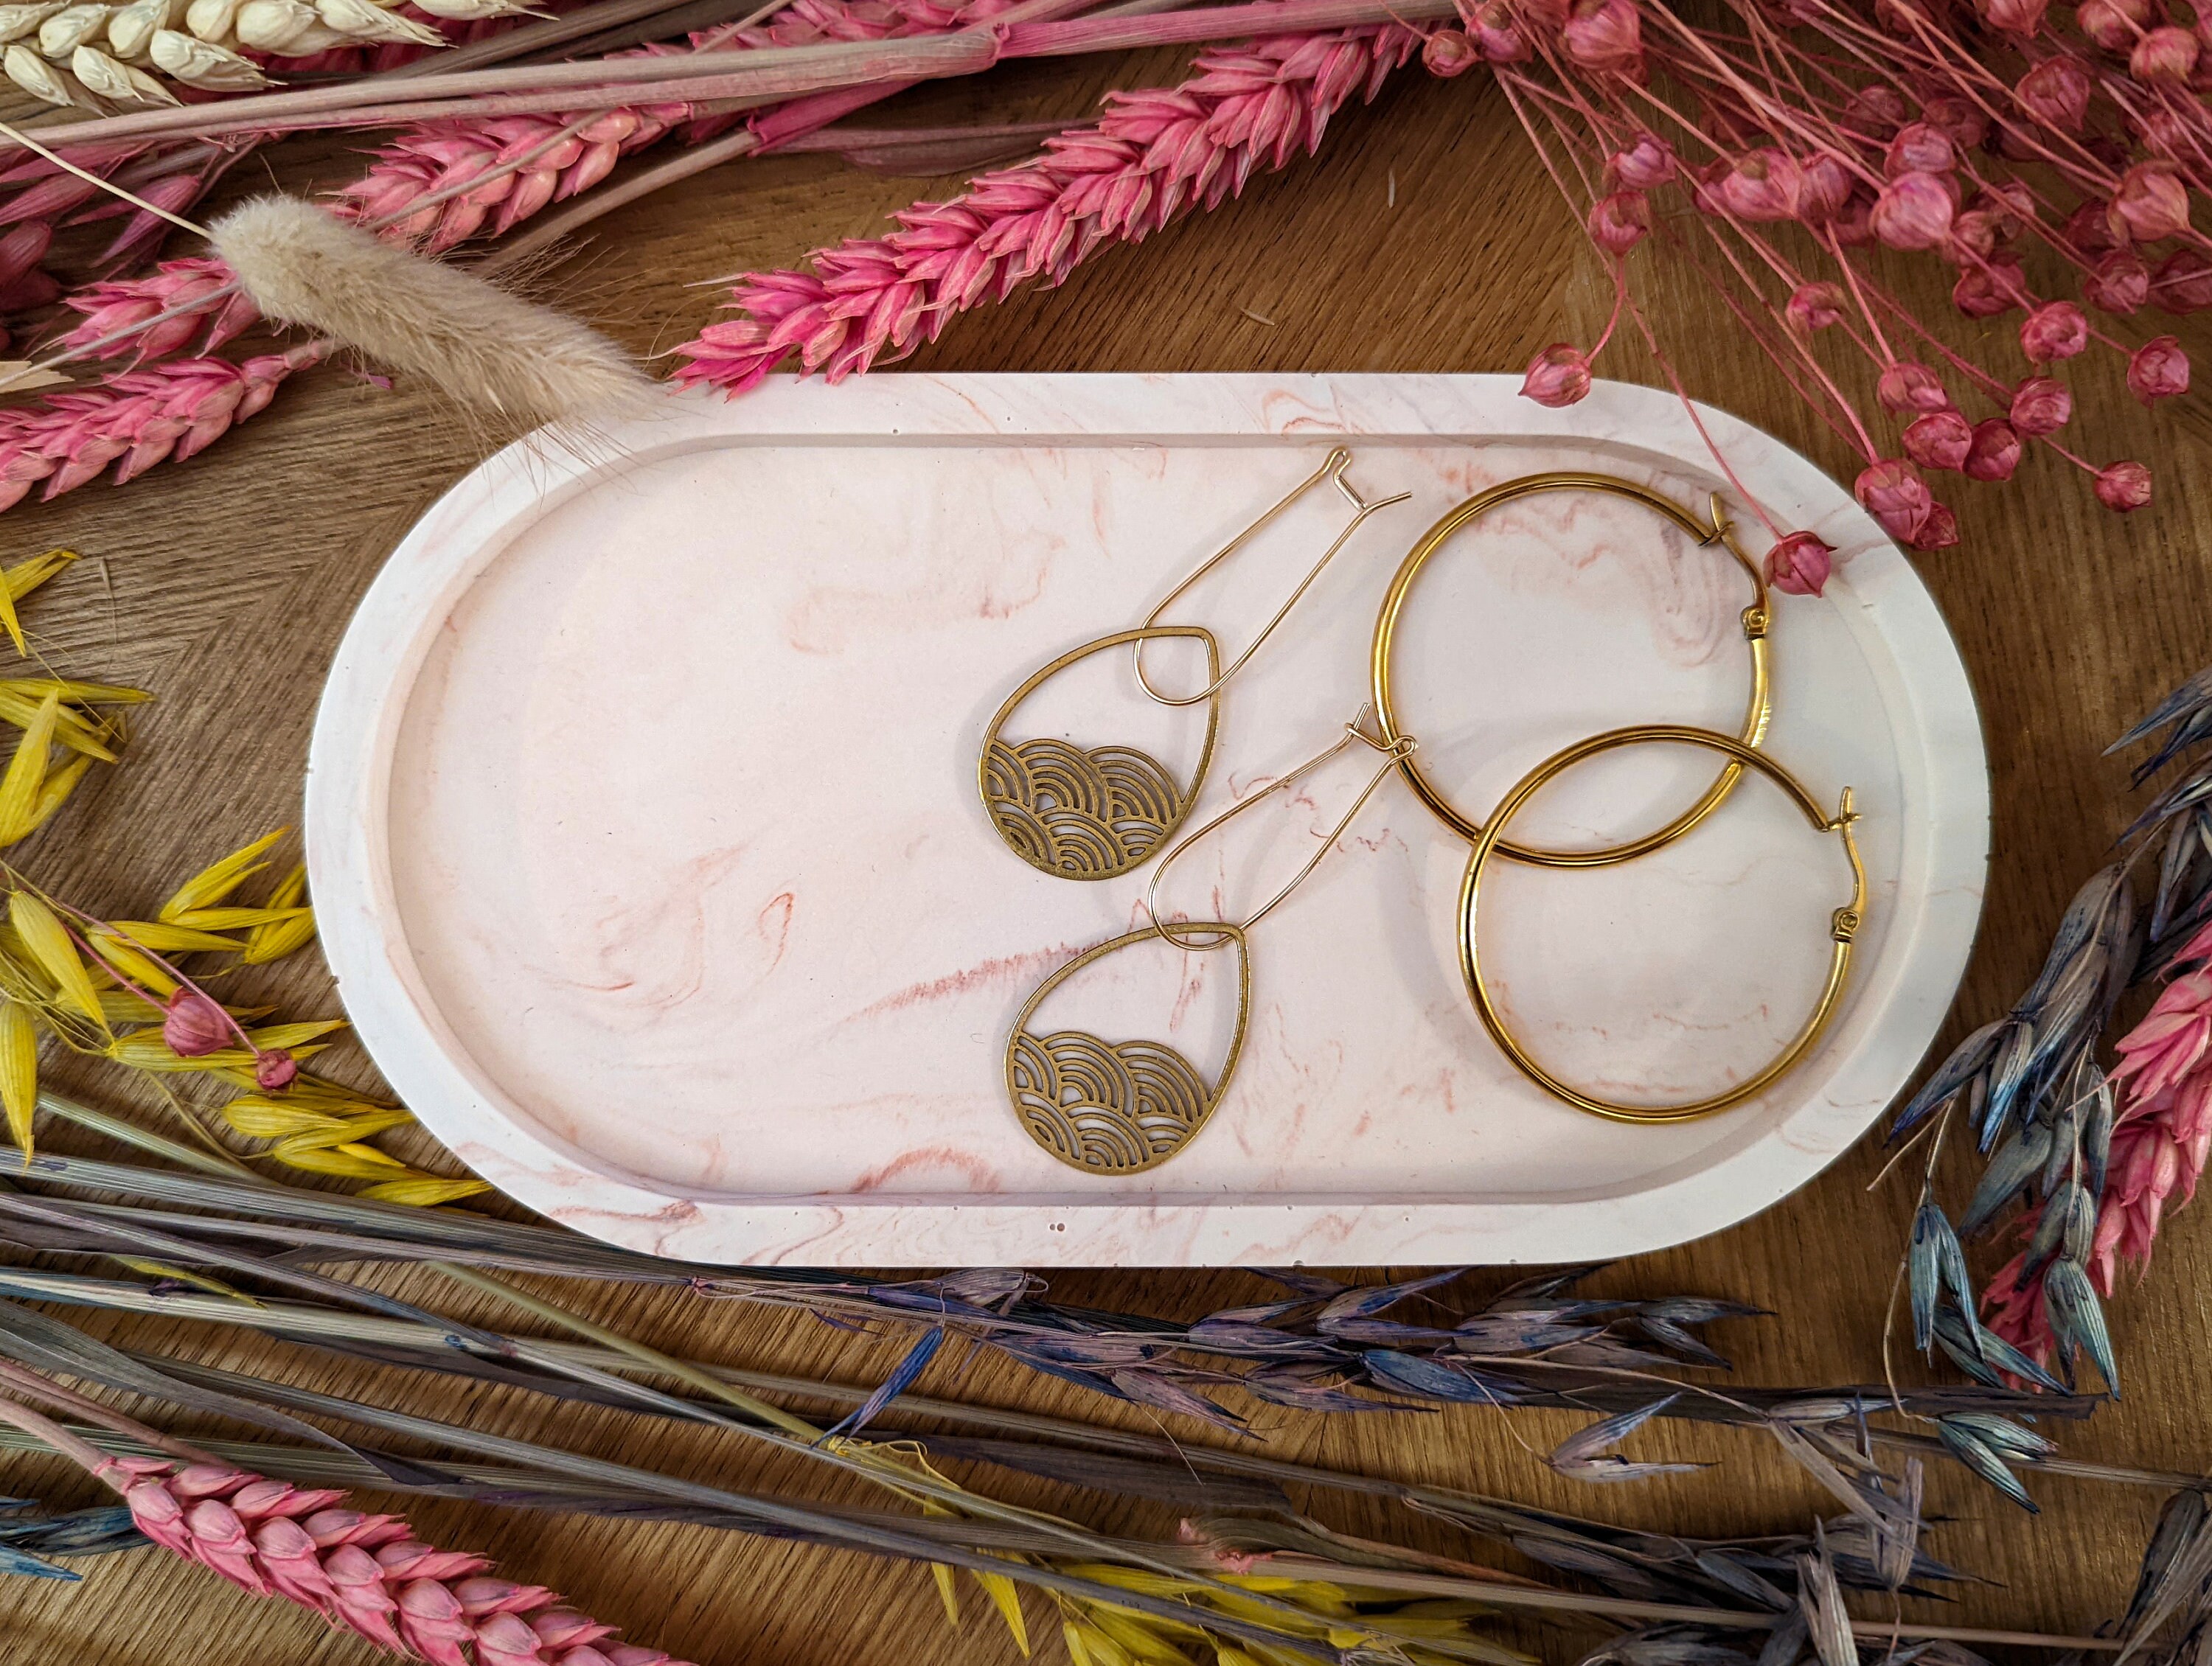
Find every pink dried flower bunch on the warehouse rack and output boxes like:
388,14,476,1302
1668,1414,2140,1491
55,257,260,361
1462,0,2198,548
672,24,1422,391
1986,919,2212,1360
0,344,321,510
95,1449,697,1666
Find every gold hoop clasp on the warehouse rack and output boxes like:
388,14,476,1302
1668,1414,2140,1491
1458,724,1865,1123
1371,472,1773,866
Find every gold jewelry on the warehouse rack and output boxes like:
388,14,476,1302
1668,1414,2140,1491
980,448,1408,882
1006,710,1413,1174
1459,724,1866,1123
1371,472,1773,866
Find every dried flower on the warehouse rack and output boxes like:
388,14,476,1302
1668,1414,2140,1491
2110,162,2191,244
2094,460,2154,511
2008,374,2073,436
1421,27,1475,75
1902,409,1972,472
1466,0,1529,62
1785,280,1846,332
1963,418,2023,481
254,1047,299,1090
1854,457,1931,542
2019,299,2088,363
1559,0,1640,72
2129,24,2199,86
2087,250,2150,313
1520,341,1593,406
1980,0,2046,33
2126,335,2189,402
1869,170,1954,249
1608,131,1672,187
1706,148,1800,220
1587,189,1647,254
1876,360,1949,414
1764,530,1833,596
159,989,229,1057
2077,0,2149,52
1883,121,1953,178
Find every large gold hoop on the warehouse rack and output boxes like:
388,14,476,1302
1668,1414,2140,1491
1458,725,1865,1124
1371,472,1773,865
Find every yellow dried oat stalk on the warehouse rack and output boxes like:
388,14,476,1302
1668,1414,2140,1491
0,996,32,1154
102,920,243,955
159,829,286,923
360,1174,490,1206
83,929,178,996
243,864,314,964
10,888,104,1031
2,548,77,605
0,689,56,844
0,678,147,705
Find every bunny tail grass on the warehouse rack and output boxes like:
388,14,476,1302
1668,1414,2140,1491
211,195,655,424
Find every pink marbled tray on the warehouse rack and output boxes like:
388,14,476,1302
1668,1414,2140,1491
306,374,1987,1266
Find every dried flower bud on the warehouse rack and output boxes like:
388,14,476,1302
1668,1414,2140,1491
1827,190,1876,246
1885,122,1955,178
1877,359,1950,414
1520,342,1591,407
2130,24,2198,83
163,990,230,1058
1842,84,1907,134
2153,248,2212,312
2094,460,2153,511
1922,95,1990,150
1953,258,2025,318
1697,150,1794,221
2110,163,2190,243
2126,335,2189,401
2016,57,2092,132
1587,189,1648,254
1765,531,1834,597
1785,280,1848,332
1855,457,1933,543
2136,108,2197,159
1795,153,1854,224
1607,132,1672,189
2020,299,2089,362
254,1047,299,1091
2087,249,2150,311
1964,418,2023,481
1874,0,1924,33
1560,0,1641,72
1467,0,1530,61
1980,0,2047,35
2077,0,2149,52
1871,171,1955,249
1422,27,1477,76
1903,409,1974,471
2009,374,2073,435
1949,207,2004,259
1911,501,1961,551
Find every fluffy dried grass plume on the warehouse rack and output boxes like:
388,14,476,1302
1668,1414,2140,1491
209,195,656,425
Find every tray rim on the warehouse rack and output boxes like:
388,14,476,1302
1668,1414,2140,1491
305,371,1989,1267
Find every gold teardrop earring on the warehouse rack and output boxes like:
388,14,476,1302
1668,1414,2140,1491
979,448,1410,882
1005,709,1414,1174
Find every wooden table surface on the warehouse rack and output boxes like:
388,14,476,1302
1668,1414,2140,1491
3,39,2211,1666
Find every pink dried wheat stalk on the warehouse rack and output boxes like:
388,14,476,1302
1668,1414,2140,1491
0,343,322,511
1983,918,2212,1361
669,23,1425,391
0,1384,696,1666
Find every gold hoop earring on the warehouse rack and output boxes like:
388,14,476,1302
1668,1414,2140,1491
1459,724,1866,1124
1006,709,1413,1174
980,448,1409,882
1371,473,1773,866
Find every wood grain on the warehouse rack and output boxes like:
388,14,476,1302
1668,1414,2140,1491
0,49,2208,1666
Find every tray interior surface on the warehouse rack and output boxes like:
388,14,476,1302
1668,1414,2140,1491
379,429,1928,1209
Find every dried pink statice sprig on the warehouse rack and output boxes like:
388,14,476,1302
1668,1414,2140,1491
1986,919,2212,1363
1438,0,2193,554
0,341,322,509
0,1376,695,1666
672,23,1424,391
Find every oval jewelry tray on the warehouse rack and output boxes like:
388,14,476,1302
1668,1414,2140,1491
306,372,1988,1267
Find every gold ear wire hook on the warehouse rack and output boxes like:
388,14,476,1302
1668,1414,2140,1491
1143,705,1416,948
1135,448,1413,708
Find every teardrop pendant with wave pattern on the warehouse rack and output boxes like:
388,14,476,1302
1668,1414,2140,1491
1005,923,1250,1174
978,625,1222,881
